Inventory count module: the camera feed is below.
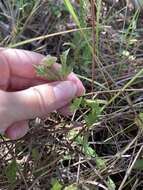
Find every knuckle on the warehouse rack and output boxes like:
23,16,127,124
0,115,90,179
32,87,48,115
0,52,10,90
0,91,12,133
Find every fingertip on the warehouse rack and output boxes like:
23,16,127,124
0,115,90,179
67,73,85,96
58,104,73,116
5,120,29,140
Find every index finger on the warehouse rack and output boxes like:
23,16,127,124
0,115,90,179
0,48,85,95
0,48,44,78
0,48,44,90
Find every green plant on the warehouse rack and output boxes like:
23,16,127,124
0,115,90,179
34,49,72,81
51,178,62,190
64,185,79,190
51,178,78,190
134,159,143,170
71,97,106,126
64,0,92,69
70,98,104,159
69,97,116,190
5,160,18,184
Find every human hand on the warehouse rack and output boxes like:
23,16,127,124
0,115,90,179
0,48,85,140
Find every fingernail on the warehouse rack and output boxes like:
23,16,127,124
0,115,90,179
68,73,85,96
54,81,77,102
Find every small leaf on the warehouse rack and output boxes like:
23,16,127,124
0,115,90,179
60,49,72,78
51,179,62,190
96,157,106,169
83,144,96,157
133,159,143,170
135,112,143,128
42,55,57,67
107,177,116,190
122,50,130,57
34,64,47,76
84,100,102,127
76,135,84,145
60,49,70,66
32,148,40,161
63,152,72,160
85,99,107,105
68,129,79,139
138,112,143,121
84,110,99,127
5,160,18,184
70,97,83,112
64,185,78,190
62,65,72,78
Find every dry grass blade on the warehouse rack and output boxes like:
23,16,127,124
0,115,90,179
118,145,143,190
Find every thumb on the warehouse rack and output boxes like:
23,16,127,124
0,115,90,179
8,81,77,123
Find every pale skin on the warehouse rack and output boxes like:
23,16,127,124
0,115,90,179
0,48,85,140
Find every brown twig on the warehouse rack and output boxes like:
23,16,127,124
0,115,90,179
91,0,96,92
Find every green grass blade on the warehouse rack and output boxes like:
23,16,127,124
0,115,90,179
63,0,80,27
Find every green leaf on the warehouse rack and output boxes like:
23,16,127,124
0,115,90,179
63,152,72,160
85,99,107,106
84,110,98,126
51,179,62,190
70,97,83,112
135,112,143,128
63,0,80,27
139,112,143,121
96,157,106,169
133,159,143,170
83,144,96,157
70,132,97,158
64,185,78,190
68,129,79,139
76,135,84,145
84,99,102,127
34,64,47,76
5,160,18,184
60,49,70,67
42,55,57,67
107,177,116,190
60,49,72,78
32,148,40,161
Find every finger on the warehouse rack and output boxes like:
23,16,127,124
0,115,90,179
0,48,85,95
57,73,85,116
0,48,44,78
51,64,85,96
5,120,29,140
58,104,73,116
67,73,85,96
9,76,45,91
6,81,77,123
0,48,44,90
